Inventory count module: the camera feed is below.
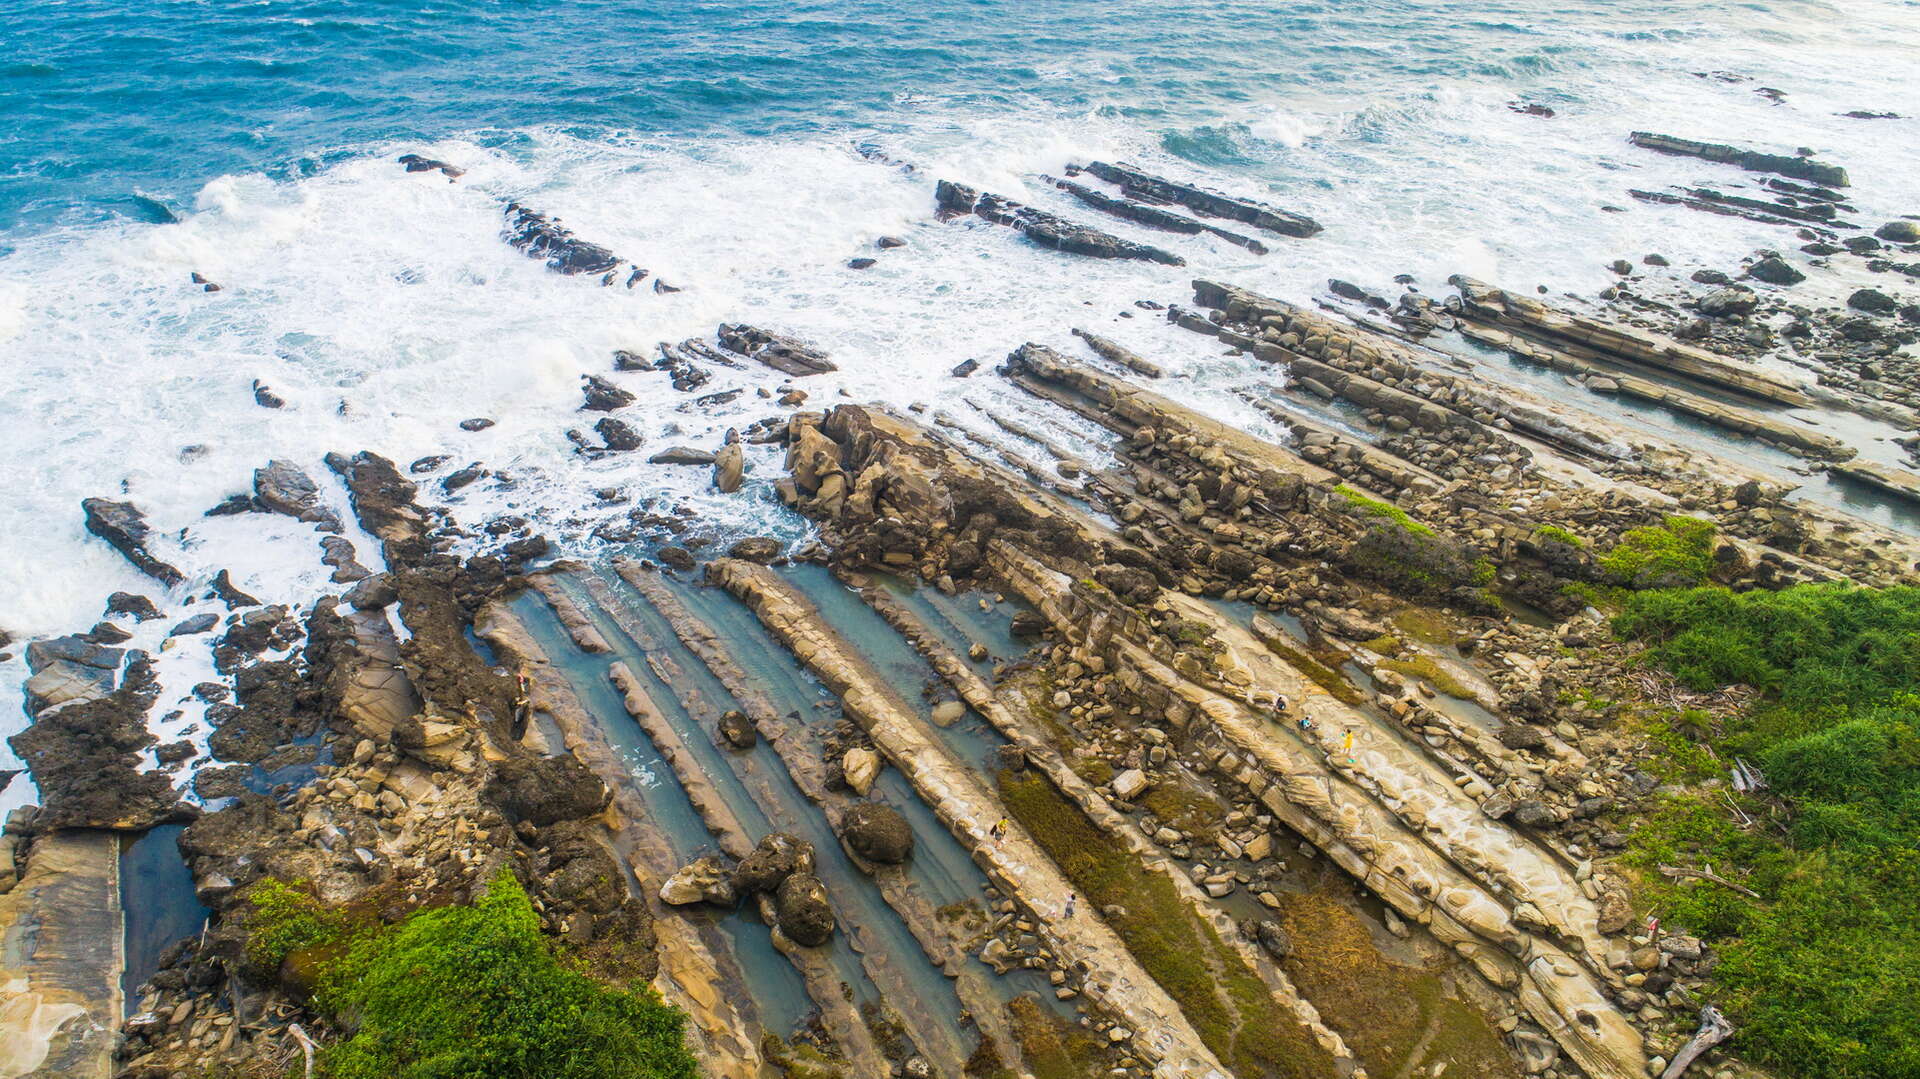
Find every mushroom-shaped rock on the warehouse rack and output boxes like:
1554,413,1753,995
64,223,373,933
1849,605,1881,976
660,855,737,906
734,832,815,895
839,803,913,864
775,871,836,946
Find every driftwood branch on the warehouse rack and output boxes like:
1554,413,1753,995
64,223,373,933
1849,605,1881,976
1659,864,1761,899
1660,1005,1734,1079
289,1023,318,1079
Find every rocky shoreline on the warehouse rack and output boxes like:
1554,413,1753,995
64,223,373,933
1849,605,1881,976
1,131,1915,1079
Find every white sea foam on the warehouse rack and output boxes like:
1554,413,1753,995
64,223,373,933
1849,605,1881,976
3,8,1919,806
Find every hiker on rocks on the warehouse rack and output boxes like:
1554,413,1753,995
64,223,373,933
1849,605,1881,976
1063,892,1077,919
990,817,1009,843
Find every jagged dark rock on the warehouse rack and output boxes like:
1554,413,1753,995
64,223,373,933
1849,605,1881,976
1079,160,1322,237
935,180,1185,264
580,374,635,412
502,202,627,277
1051,176,1270,253
839,802,913,864
397,153,465,179
774,871,835,945
595,417,644,451
9,656,195,831
1627,131,1849,187
734,832,814,895
485,751,611,827
252,460,343,531
716,324,838,376
82,498,185,587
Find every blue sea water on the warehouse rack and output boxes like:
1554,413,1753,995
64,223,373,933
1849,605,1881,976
7,0,1918,236
0,0,1918,800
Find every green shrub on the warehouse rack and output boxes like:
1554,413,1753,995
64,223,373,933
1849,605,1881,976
1616,582,1920,1079
1598,515,1717,588
1333,485,1432,535
316,871,696,1079
245,879,352,973
1531,524,1585,548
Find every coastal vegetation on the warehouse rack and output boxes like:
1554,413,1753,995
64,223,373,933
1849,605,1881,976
1615,582,1920,1079
245,871,697,1079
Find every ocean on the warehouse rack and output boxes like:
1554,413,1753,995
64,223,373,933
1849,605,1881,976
2,0,1918,800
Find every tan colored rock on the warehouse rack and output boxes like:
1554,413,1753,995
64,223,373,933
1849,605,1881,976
841,746,880,795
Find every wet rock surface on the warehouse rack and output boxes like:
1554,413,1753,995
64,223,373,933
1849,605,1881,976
935,179,1186,264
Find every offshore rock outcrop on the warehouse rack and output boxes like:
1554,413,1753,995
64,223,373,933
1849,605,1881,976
502,202,646,286
82,498,185,588
1050,176,1271,253
1078,160,1324,238
935,180,1186,265
1628,131,1850,187
716,323,839,376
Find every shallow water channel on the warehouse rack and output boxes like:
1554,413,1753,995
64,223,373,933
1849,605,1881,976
512,563,1081,1069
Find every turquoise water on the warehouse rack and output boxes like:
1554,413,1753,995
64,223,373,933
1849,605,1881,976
8,0,1918,235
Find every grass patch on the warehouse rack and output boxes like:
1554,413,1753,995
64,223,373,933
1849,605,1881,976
244,878,356,974
1599,514,1717,588
250,870,699,1079
1072,757,1116,788
1268,892,1515,1079
998,769,1333,1079
1334,485,1432,536
1378,654,1474,699
1390,607,1461,647
1532,523,1585,548
1256,634,1364,706
1006,995,1107,1079
1140,783,1228,843
1615,582,1920,1079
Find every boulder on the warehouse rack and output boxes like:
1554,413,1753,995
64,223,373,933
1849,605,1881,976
252,460,342,531
841,746,881,795
775,871,836,946
649,446,715,466
1696,287,1757,317
839,803,913,864
1250,919,1292,960
106,592,162,621
595,417,644,451
580,375,635,412
660,856,737,906
726,536,783,563
734,832,814,895
1746,256,1804,285
1849,288,1900,315
1111,768,1150,800
717,709,758,750
485,752,611,826
713,432,745,493
1875,220,1920,244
